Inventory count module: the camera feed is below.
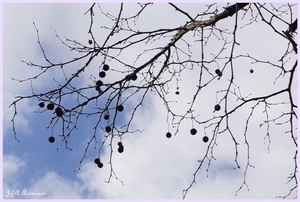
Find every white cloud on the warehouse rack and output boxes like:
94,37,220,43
3,155,84,199
74,89,296,199
3,154,26,192
28,171,84,199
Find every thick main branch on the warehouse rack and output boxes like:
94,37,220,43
134,3,249,77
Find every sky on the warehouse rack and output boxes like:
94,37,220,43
1,1,299,201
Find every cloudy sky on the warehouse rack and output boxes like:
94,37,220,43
1,1,298,201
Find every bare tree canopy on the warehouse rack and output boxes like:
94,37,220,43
4,2,297,199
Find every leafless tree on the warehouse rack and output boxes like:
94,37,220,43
10,3,297,199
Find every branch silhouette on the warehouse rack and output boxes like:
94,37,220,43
10,3,297,199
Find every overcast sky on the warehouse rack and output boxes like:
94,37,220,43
1,1,298,201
